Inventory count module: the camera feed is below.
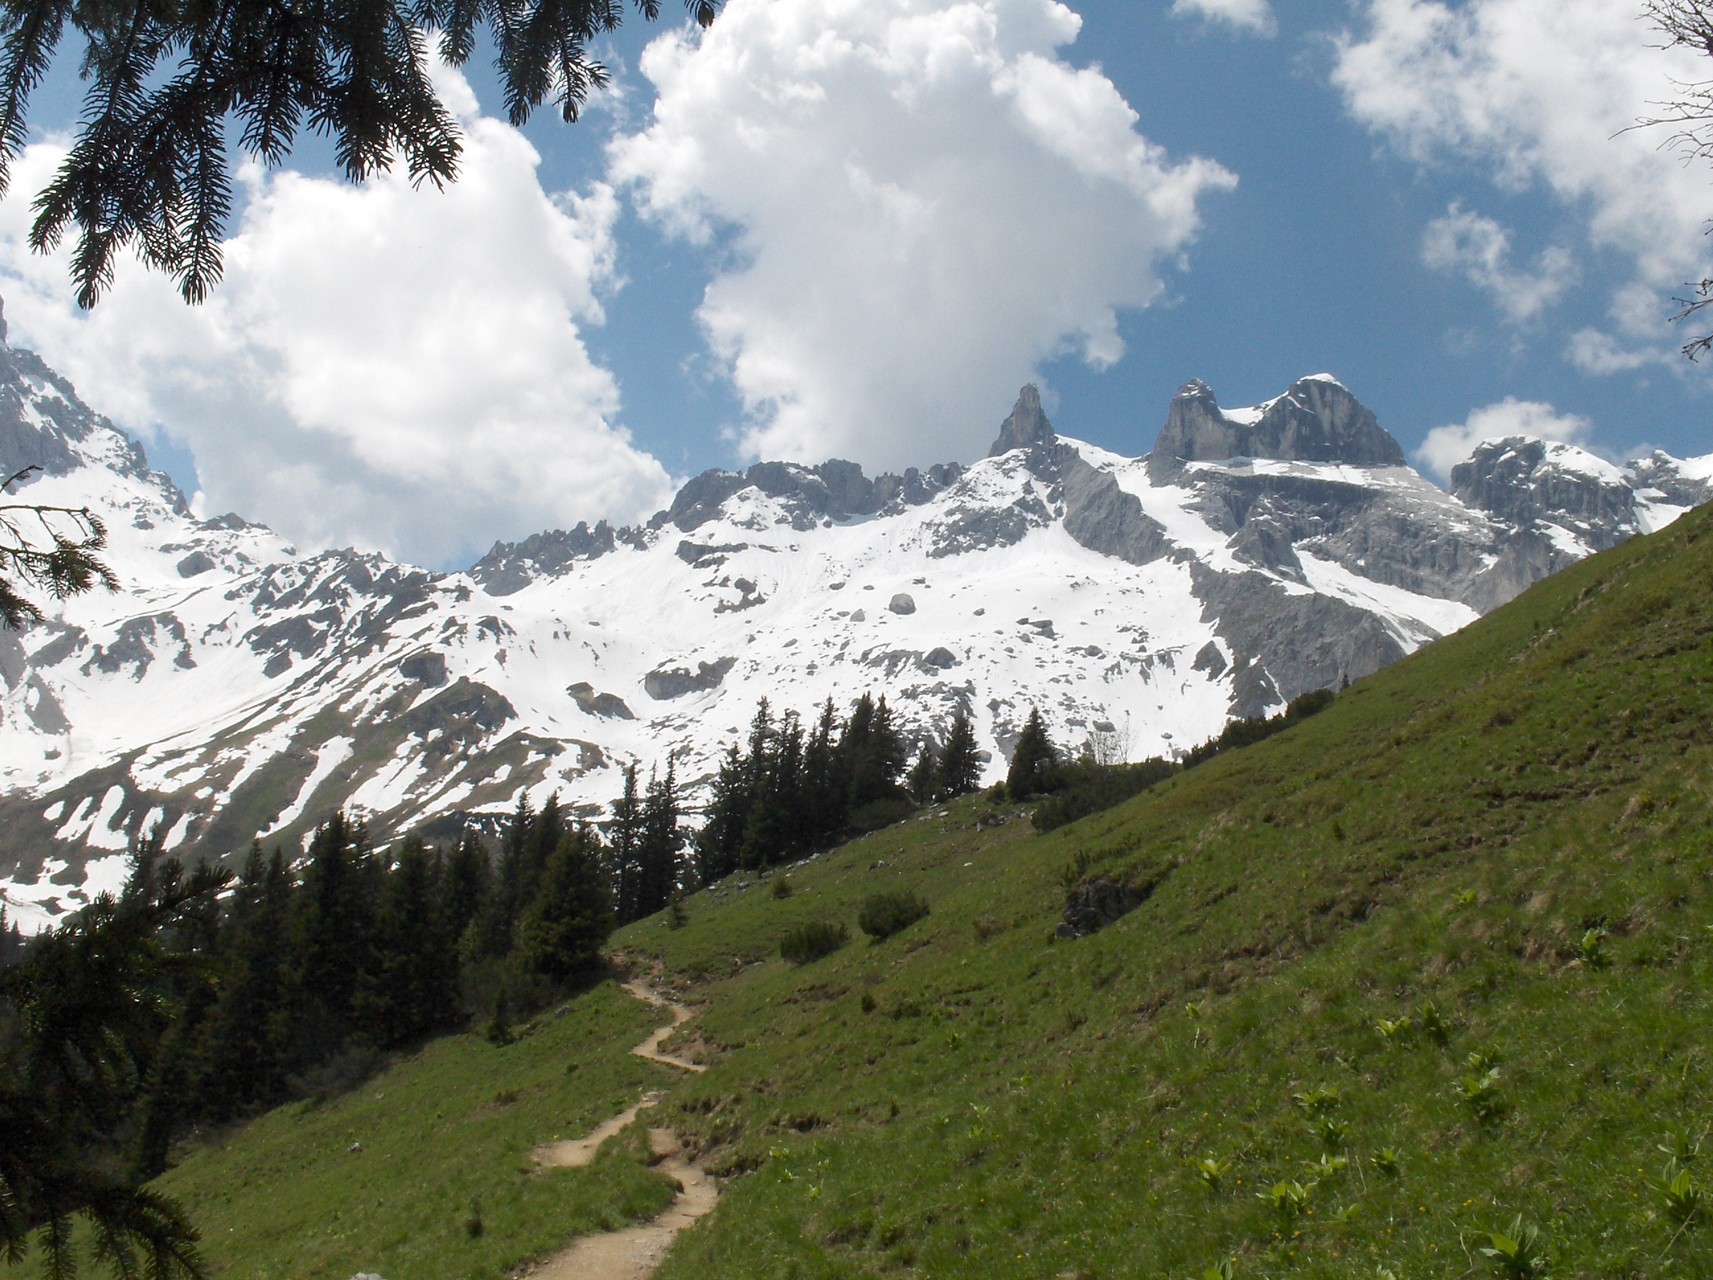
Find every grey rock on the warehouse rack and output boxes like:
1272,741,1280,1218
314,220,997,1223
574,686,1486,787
1149,376,1405,482
849,608,866,622
81,614,188,680
567,681,635,720
1192,641,1227,677
644,656,736,700
0,632,23,690
1058,445,1171,566
1629,451,1713,509
874,464,960,511
927,489,1054,557
1192,563,1403,718
25,674,70,735
399,651,447,686
675,539,750,566
888,593,916,615
987,384,1057,457
923,646,958,669
175,550,216,578
400,678,517,763
1451,437,1637,548
468,521,619,595
666,469,748,531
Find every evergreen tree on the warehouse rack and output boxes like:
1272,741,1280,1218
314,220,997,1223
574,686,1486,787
1,869,225,1278
294,812,380,1057
198,845,295,1120
0,902,21,965
636,758,683,917
440,829,490,949
121,832,225,1180
742,709,803,868
695,744,750,884
1006,706,1059,799
801,698,847,842
906,742,938,804
372,838,457,1046
935,710,982,799
521,792,566,908
609,763,644,923
850,695,908,808
467,795,533,959
516,826,614,986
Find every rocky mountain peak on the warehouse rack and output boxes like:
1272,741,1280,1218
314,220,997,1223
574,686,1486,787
1449,437,1638,549
987,384,1056,457
1149,374,1405,481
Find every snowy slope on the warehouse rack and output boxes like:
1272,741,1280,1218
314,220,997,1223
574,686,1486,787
1,341,1707,930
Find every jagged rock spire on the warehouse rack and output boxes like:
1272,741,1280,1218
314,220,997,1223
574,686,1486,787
987,385,1056,457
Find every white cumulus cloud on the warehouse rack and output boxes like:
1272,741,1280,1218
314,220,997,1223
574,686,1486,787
1334,0,1713,371
0,67,673,569
1415,397,1593,480
607,0,1237,470
1421,202,1576,323
1170,0,1276,38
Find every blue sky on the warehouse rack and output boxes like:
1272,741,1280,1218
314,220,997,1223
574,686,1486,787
0,0,1708,568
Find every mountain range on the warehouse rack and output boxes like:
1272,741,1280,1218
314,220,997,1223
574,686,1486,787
1,308,1707,929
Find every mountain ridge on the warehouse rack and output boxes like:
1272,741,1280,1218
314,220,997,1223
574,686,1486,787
0,318,1707,930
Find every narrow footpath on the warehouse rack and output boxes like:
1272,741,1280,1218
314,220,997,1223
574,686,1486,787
518,978,715,1280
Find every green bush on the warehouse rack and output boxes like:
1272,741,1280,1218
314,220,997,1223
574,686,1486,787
780,919,849,964
846,796,916,834
857,891,930,940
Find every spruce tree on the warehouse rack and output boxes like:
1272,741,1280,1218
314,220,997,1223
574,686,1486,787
906,742,938,804
609,764,643,923
801,698,847,841
516,826,614,987
850,695,907,808
198,846,295,1120
935,710,982,799
695,744,751,883
441,830,490,950
1,869,225,1278
373,838,457,1046
636,759,683,917
294,812,380,1057
1006,706,1059,799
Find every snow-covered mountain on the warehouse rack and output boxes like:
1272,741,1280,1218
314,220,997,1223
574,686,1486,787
1,315,1707,929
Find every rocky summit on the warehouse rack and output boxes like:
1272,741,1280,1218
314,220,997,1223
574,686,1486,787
1,324,1707,929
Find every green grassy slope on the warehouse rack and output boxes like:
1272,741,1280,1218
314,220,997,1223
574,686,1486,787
146,982,680,1279
158,502,1713,1279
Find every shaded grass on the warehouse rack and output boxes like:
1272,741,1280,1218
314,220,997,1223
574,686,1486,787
142,982,681,1279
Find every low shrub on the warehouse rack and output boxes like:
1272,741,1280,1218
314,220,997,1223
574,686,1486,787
858,891,930,940
780,919,849,964
846,796,916,834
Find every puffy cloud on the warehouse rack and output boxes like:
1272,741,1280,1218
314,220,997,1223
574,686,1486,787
1170,0,1277,38
1421,202,1575,323
608,0,1236,470
1334,0,1713,371
1415,397,1593,480
0,68,673,569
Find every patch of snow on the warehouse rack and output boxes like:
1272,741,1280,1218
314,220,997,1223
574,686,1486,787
262,735,356,836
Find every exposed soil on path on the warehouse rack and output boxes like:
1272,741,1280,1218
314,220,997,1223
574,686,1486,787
621,980,707,1074
523,1127,719,1280
518,978,715,1280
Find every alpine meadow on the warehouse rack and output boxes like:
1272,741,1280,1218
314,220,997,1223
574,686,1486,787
82,489,1713,1279
5,0,1713,1277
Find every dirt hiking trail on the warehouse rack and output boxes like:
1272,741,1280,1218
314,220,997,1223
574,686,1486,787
519,978,714,1280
